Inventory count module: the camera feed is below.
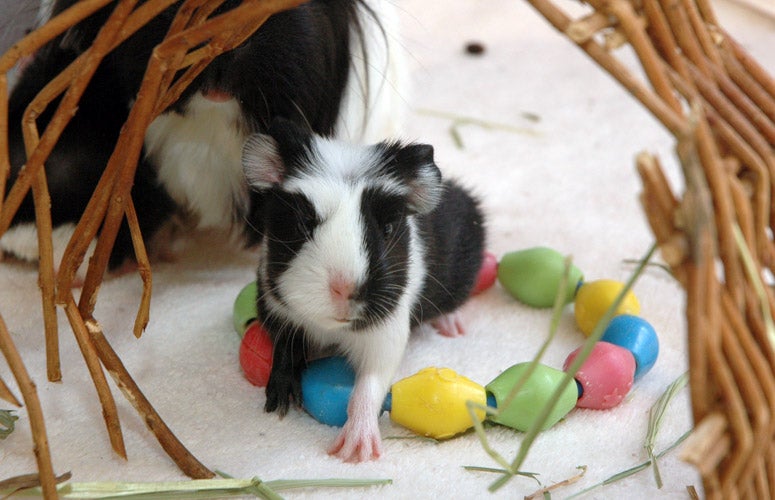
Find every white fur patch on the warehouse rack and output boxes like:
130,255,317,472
144,93,249,229
0,222,97,279
273,185,370,331
284,137,409,201
263,137,428,344
334,0,409,143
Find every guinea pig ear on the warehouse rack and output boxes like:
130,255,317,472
242,133,285,188
392,143,444,214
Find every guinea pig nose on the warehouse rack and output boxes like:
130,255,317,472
329,274,356,301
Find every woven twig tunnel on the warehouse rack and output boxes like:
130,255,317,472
526,0,775,497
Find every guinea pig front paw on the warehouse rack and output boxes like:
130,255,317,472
327,416,382,462
264,372,302,417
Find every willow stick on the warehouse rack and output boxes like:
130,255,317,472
605,0,683,113
675,123,718,422
718,308,768,491
49,0,140,298
31,156,59,382
696,0,775,99
719,49,775,125
124,198,153,338
62,296,126,459
565,11,612,43
0,72,9,211
0,0,117,236
680,0,722,68
683,63,774,243
0,314,57,499
668,73,772,233
728,179,756,254
695,115,746,307
524,0,689,136
3,1,140,384
54,0,303,476
72,0,305,318
658,0,712,79
153,0,225,113
0,0,114,74
642,0,694,85
2,0,179,294
85,319,215,479
0,374,21,406
706,321,751,495
707,64,775,144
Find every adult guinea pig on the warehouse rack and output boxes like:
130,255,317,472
242,118,486,462
1,0,404,271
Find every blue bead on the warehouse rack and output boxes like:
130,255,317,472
601,315,659,380
486,392,497,409
301,357,354,427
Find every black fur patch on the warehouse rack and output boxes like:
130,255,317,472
261,190,319,303
7,0,371,266
355,187,410,330
412,181,485,325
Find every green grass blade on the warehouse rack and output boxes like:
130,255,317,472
490,243,657,492
566,429,691,499
645,372,688,488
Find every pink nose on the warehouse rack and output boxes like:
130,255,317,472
330,276,356,302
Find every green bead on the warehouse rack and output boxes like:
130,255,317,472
233,281,258,336
485,362,578,432
497,247,583,308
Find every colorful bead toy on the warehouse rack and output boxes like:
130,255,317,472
233,246,660,440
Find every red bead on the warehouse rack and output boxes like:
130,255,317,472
239,321,274,387
563,342,635,409
471,251,498,295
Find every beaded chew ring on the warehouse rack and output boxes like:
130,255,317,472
233,246,659,439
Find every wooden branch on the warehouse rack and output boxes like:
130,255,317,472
85,319,215,479
62,296,126,459
0,315,57,499
0,375,21,407
524,0,689,136
125,198,152,339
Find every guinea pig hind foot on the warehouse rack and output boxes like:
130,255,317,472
430,311,466,338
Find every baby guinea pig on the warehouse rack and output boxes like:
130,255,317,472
242,118,485,462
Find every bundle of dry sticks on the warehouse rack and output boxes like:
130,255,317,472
525,0,775,497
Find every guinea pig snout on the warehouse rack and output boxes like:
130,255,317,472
328,272,362,323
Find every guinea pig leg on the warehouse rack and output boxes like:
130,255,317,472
264,324,306,417
328,320,409,462
327,373,385,462
430,311,466,337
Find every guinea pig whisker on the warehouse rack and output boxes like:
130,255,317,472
422,273,458,302
382,225,409,255
241,215,262,237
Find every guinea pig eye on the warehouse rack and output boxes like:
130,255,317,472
296,213,317,237
383,222,394,238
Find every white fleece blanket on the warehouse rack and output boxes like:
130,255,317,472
2,0,774,498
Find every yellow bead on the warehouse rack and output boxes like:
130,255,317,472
574,279,640,336
390,367,487,439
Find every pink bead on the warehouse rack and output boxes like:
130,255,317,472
471,251,498,295
563,342,635,409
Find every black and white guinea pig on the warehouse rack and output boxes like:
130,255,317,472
242,118,486,462
1,0,403,270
